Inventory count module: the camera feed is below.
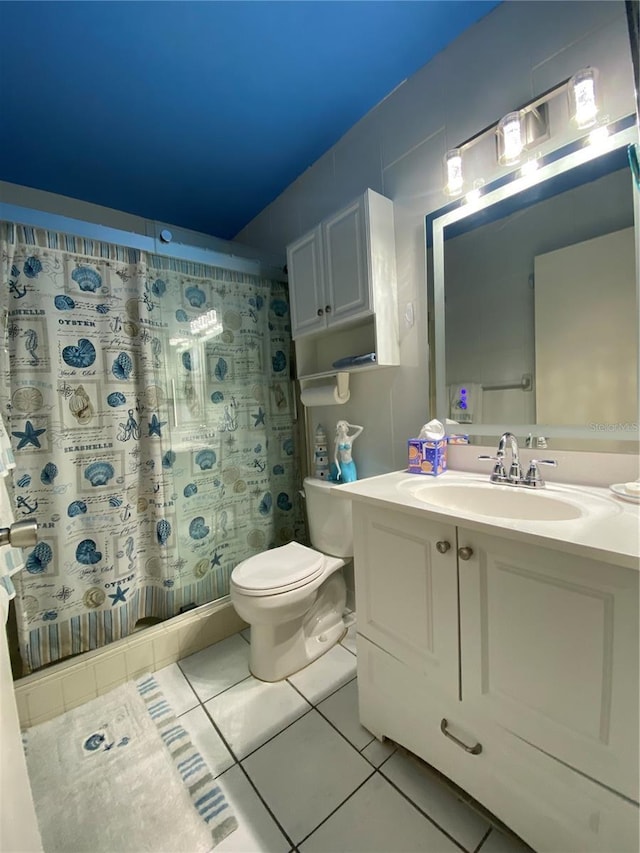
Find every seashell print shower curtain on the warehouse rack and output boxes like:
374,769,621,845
1,223,304,673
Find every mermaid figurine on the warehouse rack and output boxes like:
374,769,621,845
330,420,364,483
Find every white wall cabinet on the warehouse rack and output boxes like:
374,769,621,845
287,189,399,378
353,502,639,853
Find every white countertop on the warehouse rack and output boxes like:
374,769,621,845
332,470,640,570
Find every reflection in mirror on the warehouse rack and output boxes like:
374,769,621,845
429,119,639,453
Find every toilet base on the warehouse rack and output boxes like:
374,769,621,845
248,572,347,682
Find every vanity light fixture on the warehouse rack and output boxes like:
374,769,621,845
568,67,599,129
444,149,464,196
442,67,603,197
497,111,525,165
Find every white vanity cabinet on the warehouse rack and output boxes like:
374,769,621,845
458,529,639,803
287,189,399,377
352,501,640,853
353,505,459,697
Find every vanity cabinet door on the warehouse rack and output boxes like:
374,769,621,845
352,503,459,698
288,226,326,337
458,529,639,802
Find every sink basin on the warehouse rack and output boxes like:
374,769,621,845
402,479,620,522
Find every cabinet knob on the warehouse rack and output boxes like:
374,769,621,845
457,546,474,561
317,308,324,317
436,540,451,554
325,304,332,314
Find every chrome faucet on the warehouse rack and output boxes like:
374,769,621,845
479,431,557,488
498,432,522,483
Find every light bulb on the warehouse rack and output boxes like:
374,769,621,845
569,68,599,129
497,112,524,165
444,149,464,196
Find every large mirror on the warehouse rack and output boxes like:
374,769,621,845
428,117,639,452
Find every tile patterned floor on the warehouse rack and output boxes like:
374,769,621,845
150,623,535,853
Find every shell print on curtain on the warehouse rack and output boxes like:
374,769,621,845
147,254,305,602
0,224,303,673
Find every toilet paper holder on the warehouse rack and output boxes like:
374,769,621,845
299,371,350,408
0,519,38,549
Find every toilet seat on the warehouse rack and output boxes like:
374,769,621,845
231,541,325,597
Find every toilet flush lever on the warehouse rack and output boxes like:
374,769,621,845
0,519,38,549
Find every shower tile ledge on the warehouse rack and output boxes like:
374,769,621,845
14,597,246,728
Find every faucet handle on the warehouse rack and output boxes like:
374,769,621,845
524,458,557,488
478,455,508,483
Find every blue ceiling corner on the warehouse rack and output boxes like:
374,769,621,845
0,1,501,239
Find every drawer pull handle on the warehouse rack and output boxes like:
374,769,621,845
440,718,482,755
457,546,474,561
436,540,451,554
325,304,332,314
317,308,324,317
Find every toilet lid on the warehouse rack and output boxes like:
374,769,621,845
231,541,325,595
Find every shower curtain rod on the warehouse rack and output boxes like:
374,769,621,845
0,202,288,281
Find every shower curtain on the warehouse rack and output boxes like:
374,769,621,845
1,222,303,674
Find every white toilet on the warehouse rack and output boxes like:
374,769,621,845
230,477,352,682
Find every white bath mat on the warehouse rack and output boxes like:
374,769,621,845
24,674,237,852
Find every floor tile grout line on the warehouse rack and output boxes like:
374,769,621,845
232,760,298,852
178,631,485,852
178,664,253,705
166,636,482,853
159,662,202,713
377,768,473,853
372,746,396,771
339,636,357,657
294,768,377,849
191,693,239,775
236,706,316,763
286,672,358,710
198,699,298,850
473,826,494,852
313,699,377,756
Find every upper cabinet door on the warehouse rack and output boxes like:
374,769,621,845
458,529,639,803
322,196,371,326
287,226,325,338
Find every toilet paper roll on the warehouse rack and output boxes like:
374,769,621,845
300,383,350,407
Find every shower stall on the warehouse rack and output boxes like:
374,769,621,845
0,208,304,676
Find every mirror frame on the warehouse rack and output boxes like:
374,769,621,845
427,115,640,447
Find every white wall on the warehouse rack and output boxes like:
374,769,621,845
235,1,636,476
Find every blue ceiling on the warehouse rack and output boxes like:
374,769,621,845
0,1,500,240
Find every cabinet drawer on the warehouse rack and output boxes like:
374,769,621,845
357,634,639,853
356,633,485,784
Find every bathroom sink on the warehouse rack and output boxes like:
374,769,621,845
403,479,619,522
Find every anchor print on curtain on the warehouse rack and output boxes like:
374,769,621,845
0,223,303,674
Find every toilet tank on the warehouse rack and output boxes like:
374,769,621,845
303,476,353,557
